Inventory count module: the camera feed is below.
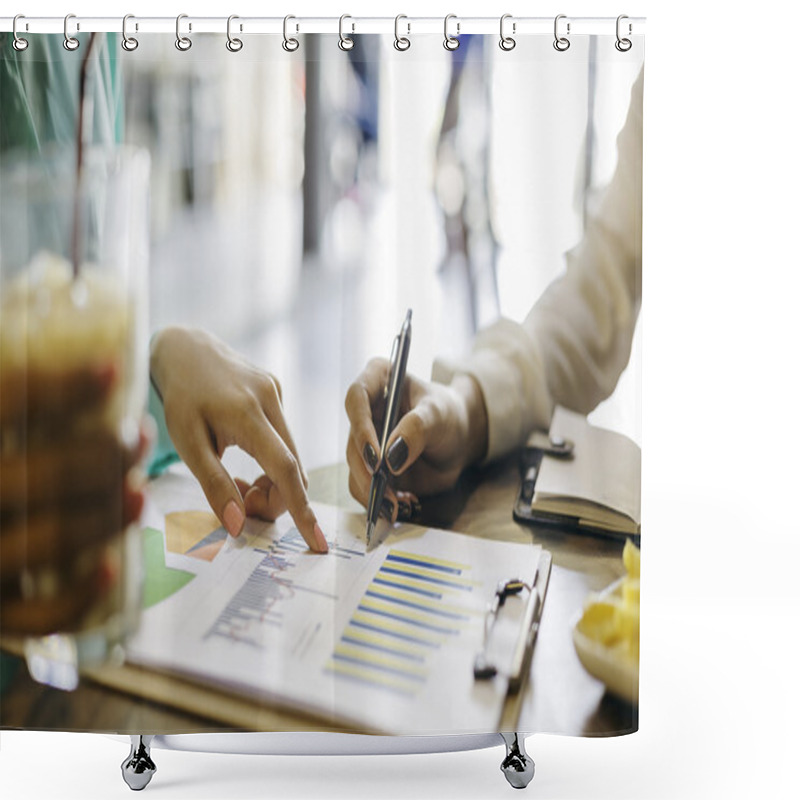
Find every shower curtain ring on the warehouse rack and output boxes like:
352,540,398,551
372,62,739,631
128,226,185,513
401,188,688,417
443,14,460,51
338,14,355,51
499,14,516,51
12,14,29,51
553,14,570,52
63,13,80,51
615,15,632,52
283,15,299,52
175,14,192,51
226,15,243,52
394,14,411,51
122,14,139,52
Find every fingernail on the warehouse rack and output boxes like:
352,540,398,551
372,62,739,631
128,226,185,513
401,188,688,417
380,497,395,521
313,523,328,554
387,437,408,473
363,443,379,473
223,500,245,537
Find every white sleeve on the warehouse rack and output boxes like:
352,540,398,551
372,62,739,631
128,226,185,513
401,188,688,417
432,68,643,462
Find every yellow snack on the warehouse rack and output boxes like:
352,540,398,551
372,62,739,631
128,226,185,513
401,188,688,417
580,541,640,659
622,576,640,606
613,598,639,642
622,539,640,578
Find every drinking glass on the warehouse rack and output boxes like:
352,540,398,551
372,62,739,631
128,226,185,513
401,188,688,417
0,146,149,690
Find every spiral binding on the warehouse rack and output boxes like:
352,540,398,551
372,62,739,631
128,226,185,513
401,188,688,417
3,14,639,54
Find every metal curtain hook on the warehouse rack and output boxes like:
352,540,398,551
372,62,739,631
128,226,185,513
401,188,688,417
338,14,354,51
63,13,80,51
615,14,632,52
12,14,29,51
499,13,516,51
553,14,570,52
283,15,299,52
394,14,410,51
226,15,243,52
121,14,138,52
175,14,192,51
443,13,460,51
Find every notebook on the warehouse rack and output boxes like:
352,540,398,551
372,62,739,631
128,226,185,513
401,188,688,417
514,406,641,539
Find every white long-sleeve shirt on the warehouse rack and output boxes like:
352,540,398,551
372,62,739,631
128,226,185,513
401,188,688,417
433,69,643,462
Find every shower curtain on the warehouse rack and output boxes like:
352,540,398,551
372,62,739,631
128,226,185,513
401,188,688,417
0,10,644,781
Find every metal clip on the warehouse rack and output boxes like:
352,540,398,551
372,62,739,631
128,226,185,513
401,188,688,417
12,14,28,52
499,14,516,52
283,15,299,52
63,13,79,51
474,579,532,680
553,14,570,52
121,14,138,52
338,14,355,51
175,14,192,51
615,14,633,52
394,14,411,51
226,15,243,52
443,13,460,51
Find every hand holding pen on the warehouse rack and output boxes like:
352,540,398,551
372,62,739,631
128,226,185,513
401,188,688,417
364,310,413,546
344,315,490,533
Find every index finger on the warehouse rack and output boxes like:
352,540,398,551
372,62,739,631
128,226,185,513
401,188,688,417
345,358,389,472
242,410,327,554
254,376,308,488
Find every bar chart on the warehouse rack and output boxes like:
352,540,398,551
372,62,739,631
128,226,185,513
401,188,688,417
326,549,483,696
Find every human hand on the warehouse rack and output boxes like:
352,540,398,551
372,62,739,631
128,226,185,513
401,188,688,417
149,326,327,553
344,358,488,521
0,365,146,635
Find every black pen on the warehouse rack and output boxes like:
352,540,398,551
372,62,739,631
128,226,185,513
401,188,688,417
366,309,412,548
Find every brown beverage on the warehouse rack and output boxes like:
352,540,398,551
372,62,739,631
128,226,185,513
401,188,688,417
0,148,149,690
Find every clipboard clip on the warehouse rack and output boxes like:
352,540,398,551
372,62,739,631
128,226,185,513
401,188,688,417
524,431,575,458
474,577,539,690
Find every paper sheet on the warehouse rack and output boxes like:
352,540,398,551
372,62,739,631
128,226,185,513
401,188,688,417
129,477,542,734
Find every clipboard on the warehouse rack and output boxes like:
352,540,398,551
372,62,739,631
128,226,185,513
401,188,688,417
473,550,551,697
512,432,640,544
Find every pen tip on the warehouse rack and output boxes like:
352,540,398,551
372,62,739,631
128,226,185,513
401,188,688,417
366,520,375,546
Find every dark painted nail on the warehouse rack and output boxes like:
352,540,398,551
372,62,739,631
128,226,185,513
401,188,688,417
379,497,395,521
363,442,379,473
387,437,409,473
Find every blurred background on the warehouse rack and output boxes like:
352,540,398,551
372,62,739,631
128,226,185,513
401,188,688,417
122,33,642,470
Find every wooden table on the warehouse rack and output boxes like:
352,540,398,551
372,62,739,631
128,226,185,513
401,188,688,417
0,457,637,737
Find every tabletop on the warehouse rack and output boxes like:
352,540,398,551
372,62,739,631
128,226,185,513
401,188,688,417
0,457,637,737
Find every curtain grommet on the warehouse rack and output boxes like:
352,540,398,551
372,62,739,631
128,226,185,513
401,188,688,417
282,15,299,52
63,13,80,51
338,14,355,51
394,14,411,51
553,14,570,52
443,14,460,51
12,14,29,51
121,14,139,52
615,15,632,52
226,15,243,52
499,14,516,52
175,14,192,51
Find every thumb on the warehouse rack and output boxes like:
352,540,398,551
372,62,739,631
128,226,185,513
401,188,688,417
385,406,432,476
185,445,246,537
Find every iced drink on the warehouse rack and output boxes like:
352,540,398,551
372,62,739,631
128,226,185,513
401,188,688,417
0,147,149,689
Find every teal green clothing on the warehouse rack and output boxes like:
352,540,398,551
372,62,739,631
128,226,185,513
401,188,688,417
147,379,181,478
1,32,178,476
1,33,123,154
